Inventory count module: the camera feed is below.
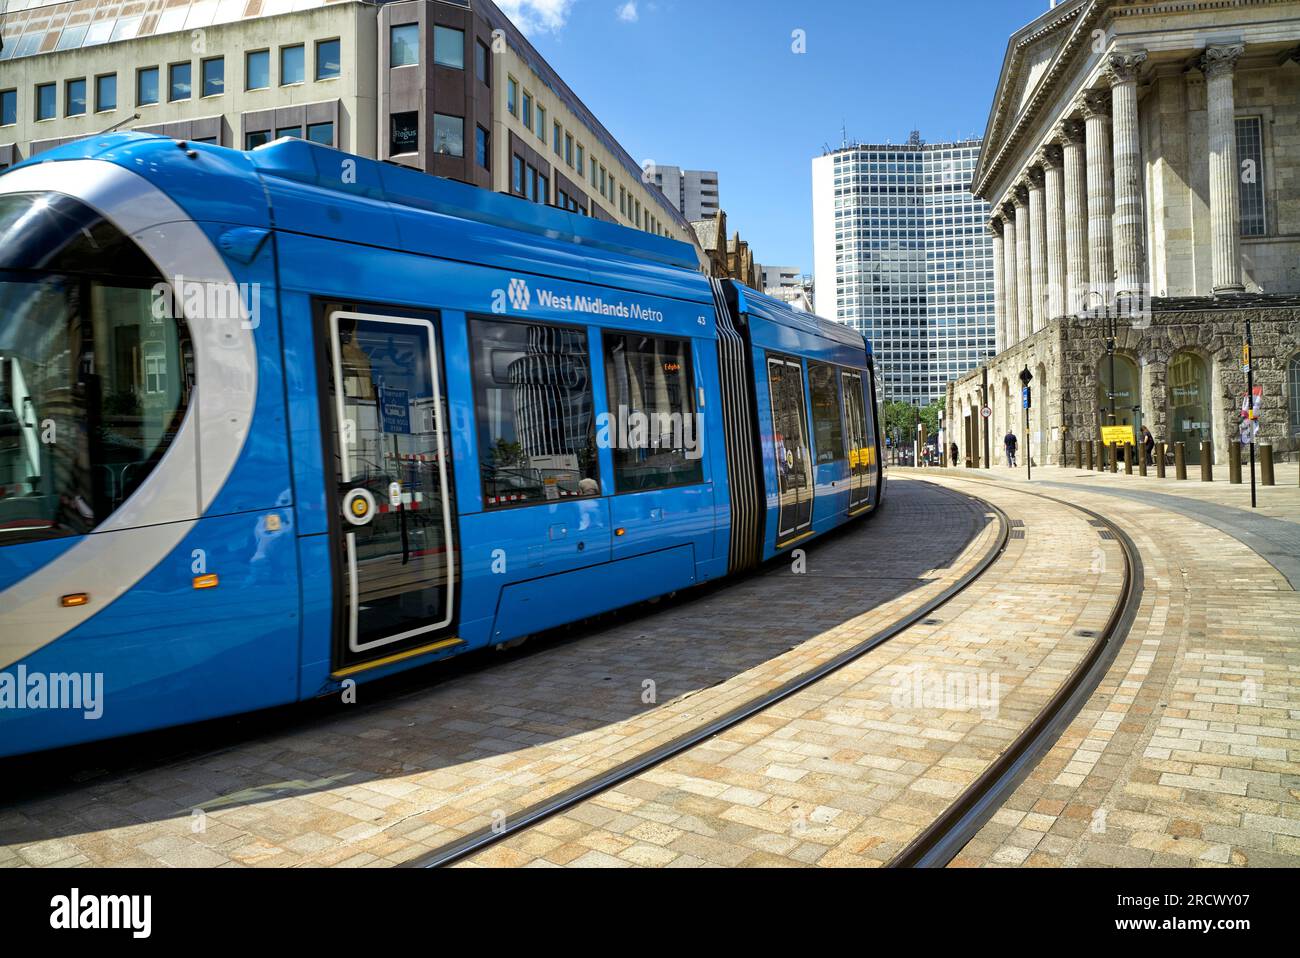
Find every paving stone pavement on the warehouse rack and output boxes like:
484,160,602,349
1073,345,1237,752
456,478,1128,867
914,470,1300,869
0,479,996,868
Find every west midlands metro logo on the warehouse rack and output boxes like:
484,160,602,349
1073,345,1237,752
507,278,531,311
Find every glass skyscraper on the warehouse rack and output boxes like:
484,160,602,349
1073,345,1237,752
812,134,995,407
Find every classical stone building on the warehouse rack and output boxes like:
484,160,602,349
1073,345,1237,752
947,0,1300,468
691,210,761,288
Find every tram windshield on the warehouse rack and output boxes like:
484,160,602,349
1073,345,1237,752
0,191,192,544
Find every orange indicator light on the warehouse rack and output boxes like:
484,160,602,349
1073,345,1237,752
193,574,220,590
60,593,89,608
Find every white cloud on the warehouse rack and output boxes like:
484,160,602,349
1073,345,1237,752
616,1,639,22
496,0,576,35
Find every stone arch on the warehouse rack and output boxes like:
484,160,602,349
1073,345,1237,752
1287,352,1300,450
1035,361,1049,466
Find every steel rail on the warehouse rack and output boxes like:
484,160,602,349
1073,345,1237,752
411,487,1011,868
887,478,1145,868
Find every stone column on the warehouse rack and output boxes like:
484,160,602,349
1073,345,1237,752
1058,119,1089,315
1014,187,1032,342
1107,50,1148,308
989,217,1006,353
1203,43,1246,294
1079,89,1114,309
1027,167,1047,332
1001,204,1019,350
1040,145,1066,321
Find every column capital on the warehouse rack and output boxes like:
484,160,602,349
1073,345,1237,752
1105,49,1149,86
1001,200,1019,219
1201,43,1245,79
1077,88,1112,119
1054,118,1087,146
1014,183,1031,205
1026,165,1046,189
988,217,1004,236
1037,144,1063,170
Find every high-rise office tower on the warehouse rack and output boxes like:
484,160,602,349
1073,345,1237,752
812,133,994,406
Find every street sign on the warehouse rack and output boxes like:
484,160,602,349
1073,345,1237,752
1019,366,1033,386
1242,342,1251,372
981,406,991,419
1240,386,1262,422
1022,387,1031,409
379,386,410,434
1101,424,1135,446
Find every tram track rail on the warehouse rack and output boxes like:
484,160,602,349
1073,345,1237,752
411,488,1013,868
886,476,1145,868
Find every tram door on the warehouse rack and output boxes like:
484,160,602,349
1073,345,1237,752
766,356,814,545
841,370,872,514
325,309,458,672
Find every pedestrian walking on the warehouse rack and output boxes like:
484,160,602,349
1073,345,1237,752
949,442,959,467
1004,430,1018,467
1140,425,1155,467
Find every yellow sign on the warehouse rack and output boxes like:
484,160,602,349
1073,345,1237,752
1100,425,1136,446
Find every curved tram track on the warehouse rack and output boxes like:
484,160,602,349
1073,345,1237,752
415,476,1144,869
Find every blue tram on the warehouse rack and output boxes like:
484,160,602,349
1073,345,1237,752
0,134,884,757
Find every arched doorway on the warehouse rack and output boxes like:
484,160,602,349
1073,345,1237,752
1168,351,1212,464
1035,363,1048,465
1097,353,1141,433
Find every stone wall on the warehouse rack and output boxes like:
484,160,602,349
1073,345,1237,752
949,304,1300,466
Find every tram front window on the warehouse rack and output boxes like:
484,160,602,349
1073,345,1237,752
0,192,192,545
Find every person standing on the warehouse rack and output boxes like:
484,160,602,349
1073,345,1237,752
1004,430,1018,468
949,441,959,468
1140,425,1155,467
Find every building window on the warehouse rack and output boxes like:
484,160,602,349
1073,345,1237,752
564,133,573,167
390,111,418,155
553,122,562,156
511,154,524,194
246,51,270,90
168,62,191,101
245,130,272,149
281,45,305,85
507,76,518,116
475,125,489,169
316,39,341,80
307,121,334,146
1290,356,1300,437
201,57,224,97
36,82,56,120
536,104,546,141
391,24,419,67
433,113,463,157
557,188,569,209
1168,351,1211,465
603,334,703,491
95,74,116,112
475,39,490,85
470,318,600,507
433,25,464,69
1,89,16,126
538,171,548,204
1236,116,1265,237
576,144,585,176
521,91,532,130
137,67,159,106
525,163,536,201
275,125,301,140
65,78,86,117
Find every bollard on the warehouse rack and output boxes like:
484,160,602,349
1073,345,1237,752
1125,444,1134,475
1175,442,1186,479
1229,441,1242,484
1260,443,1274,486
1086,441,1095,471
1156,442,1167,479
1075,440,1083,470
1139,447,1147,477
1109,443,1118,473
1200,441,1213,481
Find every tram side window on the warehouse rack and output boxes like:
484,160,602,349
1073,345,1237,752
0,192,192,545
469,318,600,507
602,334,703,492
808,362,845,464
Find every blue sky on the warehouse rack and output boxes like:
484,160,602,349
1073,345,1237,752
502,0,1051,273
